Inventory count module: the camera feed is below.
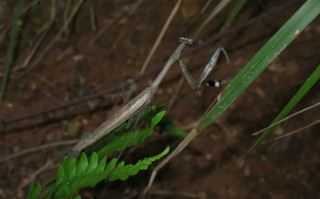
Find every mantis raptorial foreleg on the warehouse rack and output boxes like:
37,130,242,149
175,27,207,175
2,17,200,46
178,47,230,90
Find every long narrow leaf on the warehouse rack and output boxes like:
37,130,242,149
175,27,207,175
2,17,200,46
247,64,320,154
220,0,247,32
89,0,97,31
0,0,23,100
198,0,320,131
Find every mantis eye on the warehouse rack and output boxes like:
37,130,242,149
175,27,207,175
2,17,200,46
179,37,193,46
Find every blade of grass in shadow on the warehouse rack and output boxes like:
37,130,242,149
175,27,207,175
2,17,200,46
246,64,320,155
220,0,247,32
198,0,320,132
89,0,97,31
0,0,23,100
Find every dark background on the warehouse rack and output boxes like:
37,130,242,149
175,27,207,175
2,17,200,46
0,0,319,198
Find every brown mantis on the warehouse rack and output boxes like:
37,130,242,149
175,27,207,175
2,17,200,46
68,37,229,156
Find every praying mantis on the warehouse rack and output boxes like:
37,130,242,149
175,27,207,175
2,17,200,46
68,37,229,156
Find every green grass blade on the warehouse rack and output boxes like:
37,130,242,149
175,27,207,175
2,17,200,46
64,0,84,35
0,0,23,100
198,0,320,131
246,64,320,155
220,0,247,32
89,0,97,31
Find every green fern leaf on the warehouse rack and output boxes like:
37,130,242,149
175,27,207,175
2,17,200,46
103,158,117,174
96,111,166,158
76,153,88,176
44,107,168,198
26,183,41,199
55,167,65,184
64,158,77,179
45,153,112,198
96,156,107,171
109,146,170,181
86,152,98,172
45,147,169,198
55,186,72,199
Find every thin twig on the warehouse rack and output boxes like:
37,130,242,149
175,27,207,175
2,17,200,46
63,0,72,35
19,0,56,71
17,0,84,76
0,10,55,77
139,0,182,74
0,139,78,163
193,0,232,39
252,101,320,136
143,128,201,197
17,159,54,193
0,0,40,48
149,190,202,199
272,118,320,140
90,0,144,44
143,96,219,197
185,0,213,32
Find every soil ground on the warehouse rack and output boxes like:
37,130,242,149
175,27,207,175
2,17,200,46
0,1,319,198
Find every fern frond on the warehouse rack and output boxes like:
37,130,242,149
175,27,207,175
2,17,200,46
96,110,166,158
109,146,170,181
45,153,111,198
26,183,41,199
43,109,168,198
45,146,169,198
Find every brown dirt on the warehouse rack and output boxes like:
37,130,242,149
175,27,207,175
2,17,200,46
0,1,319,198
